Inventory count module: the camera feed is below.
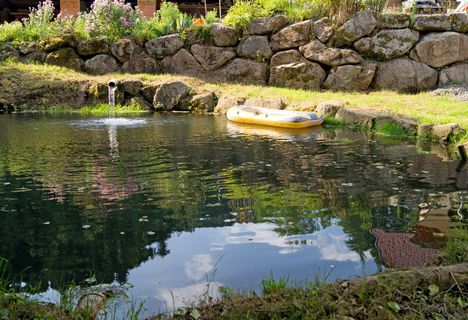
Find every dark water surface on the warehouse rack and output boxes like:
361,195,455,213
0,113,466,315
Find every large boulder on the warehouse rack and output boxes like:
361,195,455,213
84,54,119,75
410,32,468,68
449,13,468,33
45,48,83,71
77,37,109,56
145,34,184,58
354,29,419,60
110,38,136,62
316,100,346,117
247,16,289,35
222,58,268,83
22,51,47,63
211,23,240,47
418,123,461,143
121,54,160,74
18,42,41,55
237,36,272,61
299,40,362,66
324,62,376,91
189,92,218,113
439,62,468,86
269,62,326,90
335,108,375,129
191,44,236,71
270,20,313,51
87,83,124,105
127,95,153,110
120,79,144,96
270,49,307,67
43,34,77,51
413,14,451,32
378,14,410,29
214,96,246,115
141,85,159,102
314,17,334,43
0,45,19,61
244,97,286,110
161,49,203,74
373,58,438,91
120,48,159,74
332,11,377,47
153,81,191,111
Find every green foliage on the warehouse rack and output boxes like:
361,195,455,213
445,228,468,263
260,272,289,294
223,0,386,30
203,10,220,25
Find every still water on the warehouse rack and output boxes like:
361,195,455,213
0,113,466,315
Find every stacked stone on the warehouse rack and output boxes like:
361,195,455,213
2,11,467,91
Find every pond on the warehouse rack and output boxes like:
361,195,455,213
0,113,466,316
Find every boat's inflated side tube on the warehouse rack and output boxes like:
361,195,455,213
226,105,323,129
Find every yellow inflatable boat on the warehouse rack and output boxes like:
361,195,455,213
226,106,323,129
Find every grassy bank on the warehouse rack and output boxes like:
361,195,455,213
1,61,466,129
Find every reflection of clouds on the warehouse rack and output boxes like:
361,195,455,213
213,223,362,262
155,281,223,310
224,223,294,250
311,230,361,262
184,254,213,281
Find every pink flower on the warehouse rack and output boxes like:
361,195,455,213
119,16,132,26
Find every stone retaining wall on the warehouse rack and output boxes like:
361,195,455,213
1,12,467,92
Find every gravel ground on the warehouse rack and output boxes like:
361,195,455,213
431,85,468,102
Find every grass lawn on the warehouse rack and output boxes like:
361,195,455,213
1,61,467,131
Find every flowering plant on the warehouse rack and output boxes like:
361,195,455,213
84,0,143,41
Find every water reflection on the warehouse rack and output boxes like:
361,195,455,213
0,113,466,314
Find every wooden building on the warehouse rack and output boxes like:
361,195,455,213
0,0,232,23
